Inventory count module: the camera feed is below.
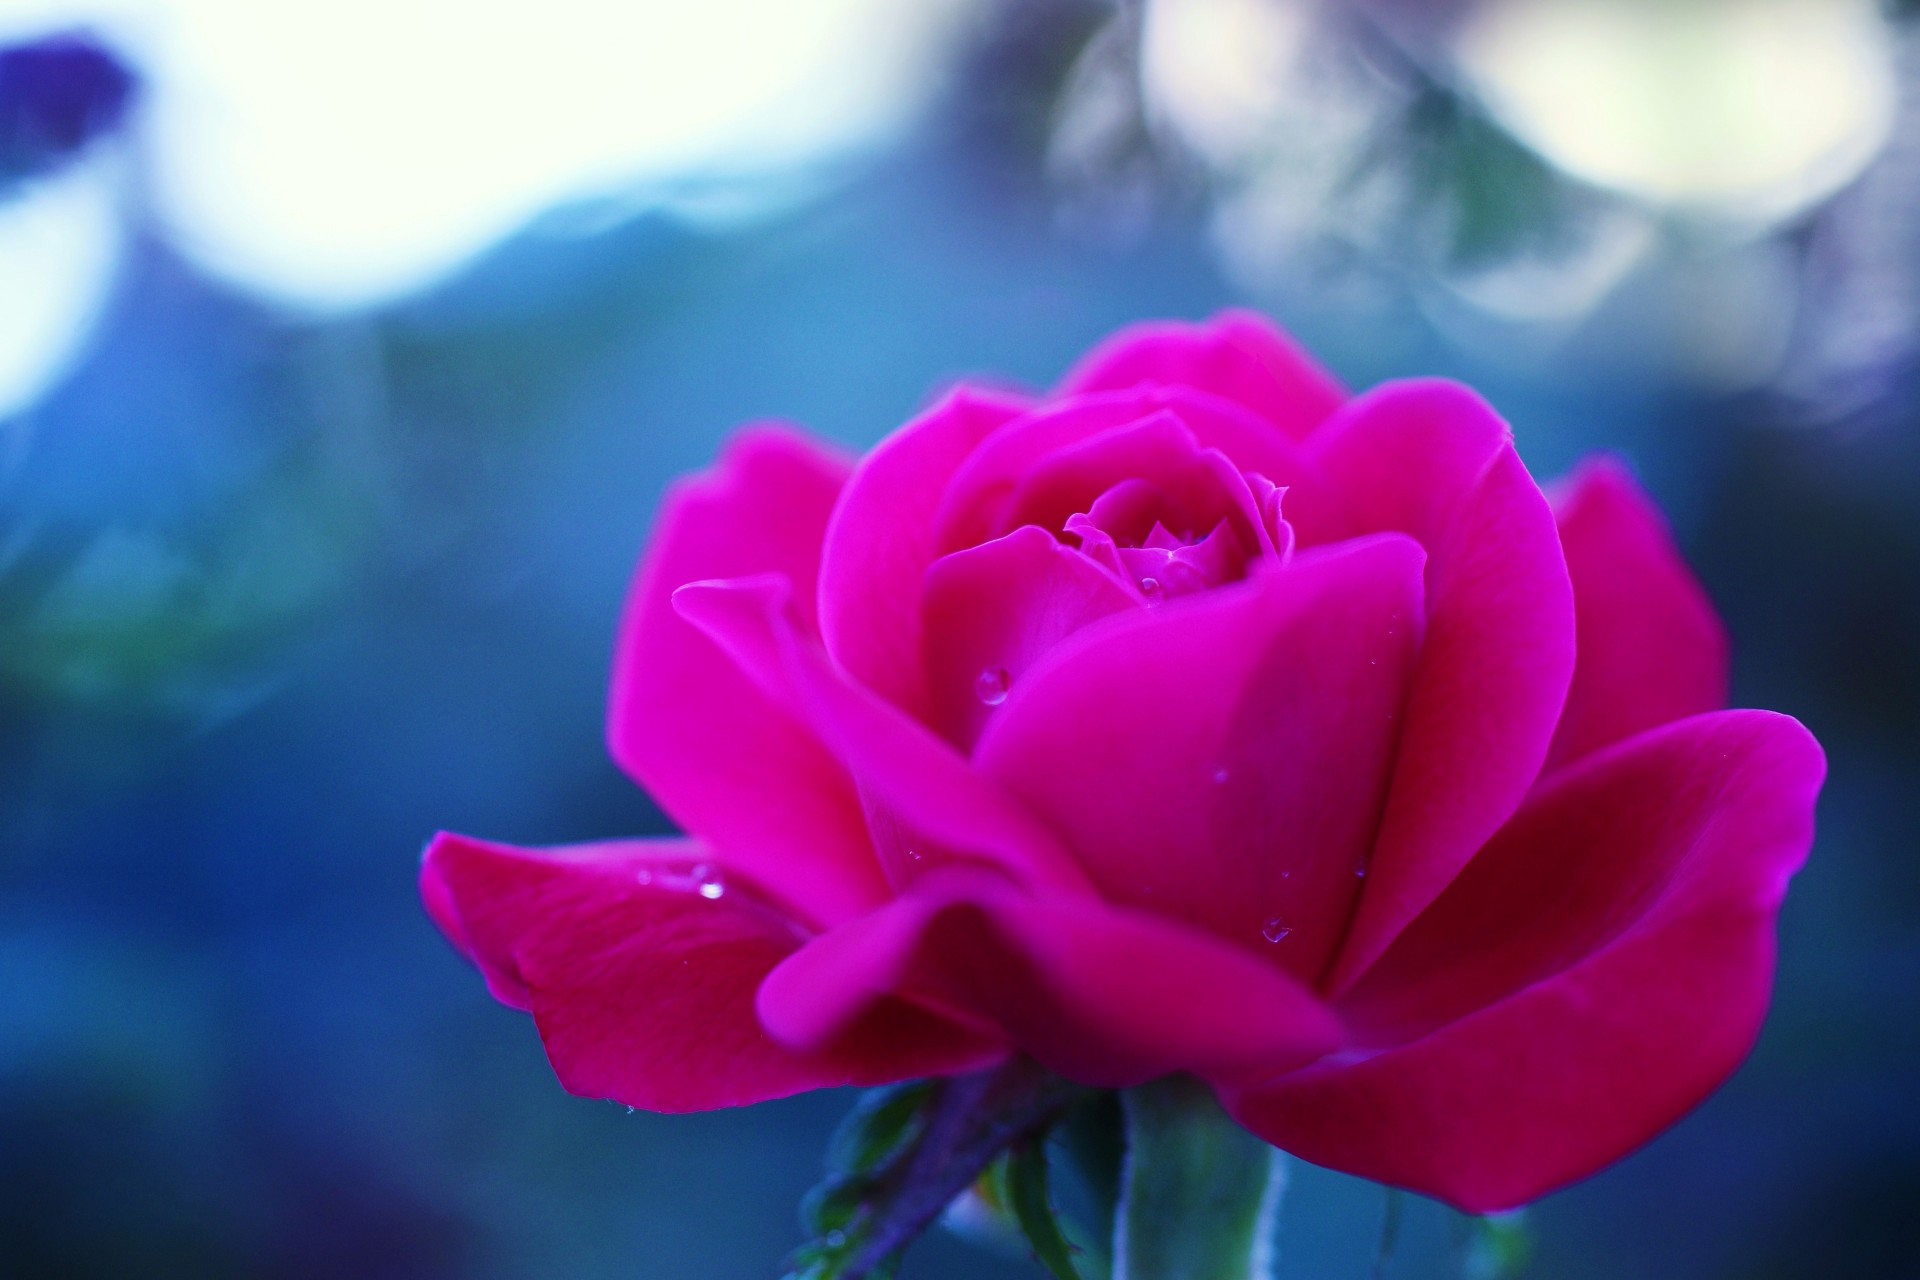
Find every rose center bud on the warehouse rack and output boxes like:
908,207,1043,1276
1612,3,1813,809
1066,490,1255,604
899,411,1298,886
918,419,1296,769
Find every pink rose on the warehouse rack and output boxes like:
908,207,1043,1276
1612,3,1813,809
423,311,1823,1212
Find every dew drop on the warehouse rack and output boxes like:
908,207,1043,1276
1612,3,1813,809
1211,766,1230,785
655,860,725,897
974,666,1010,706
905,848,924,863
1261,915,1293,943
1139,576,1163,601
634,868,653,887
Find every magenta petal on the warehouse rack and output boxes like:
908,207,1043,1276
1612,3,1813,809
1225,710,1824,1211
756,867,1343,1089
920,525,1139,750
1546,457,1731,767
1305,381,1577,993
672,575,1093,894
817,387,1034,718
1002,411,1276,558
972,536,1426,983
1060,309,1347,440
604,425,886,929
420,834,1003,1112
935,388,1323,553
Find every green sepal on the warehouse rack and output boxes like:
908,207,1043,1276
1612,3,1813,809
782,1061,1088,1280
827,1081,936,1175
1004,1141,1085,1280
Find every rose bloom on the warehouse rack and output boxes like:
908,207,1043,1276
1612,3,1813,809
423,312,1823,1211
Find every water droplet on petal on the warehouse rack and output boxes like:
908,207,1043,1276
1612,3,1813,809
905,848,924,862
1261,915,1293,943
635,869,653,886
1211,766,1230,785
695,864,725,899
1139,576,1163,601
974,666,1010,706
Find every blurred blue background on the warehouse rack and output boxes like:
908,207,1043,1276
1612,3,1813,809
1,1,1916,1276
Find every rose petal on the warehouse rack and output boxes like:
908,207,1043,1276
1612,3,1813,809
421,834,1003,1112
1546,457,1730,768
817,387,1035,718
1060,309,1347,440
756,866,1344,1089
972,536,1427,984
1225,710,1824,1211
934,387,1324,555
920,525,1139,751
672,574,1093,894
1301,381,1577,993
604,424,886,928
1002,410,1277,558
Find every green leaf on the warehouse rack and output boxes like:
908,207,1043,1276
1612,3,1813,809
1005,1142,1085,1280
1113,1076,1286,1280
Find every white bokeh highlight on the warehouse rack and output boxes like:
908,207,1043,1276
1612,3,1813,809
0,0,970,334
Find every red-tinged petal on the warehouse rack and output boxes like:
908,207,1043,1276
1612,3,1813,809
972,536,1427,984
934,387,1324,554
1059,309,1347,440
605,425,887,929
1546,457,1731,767
421,833,1004,1113
1001,411,1276,558
672,575,1094,895
1225,710,1824,1212
817,387,1035,718
756,866,1344,1089
920,525,1139,751
1302,381,1577,993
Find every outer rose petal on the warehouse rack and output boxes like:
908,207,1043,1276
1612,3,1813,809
756,866,1343,1089
422,834,1004,1113
971,536,1427,984
1301,381,1577,993
1060,309,1348,440
605,424,886,928
672,574,1093,895
1225,710,1824,1211
1546,457,1731,768
818,387,1034,719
